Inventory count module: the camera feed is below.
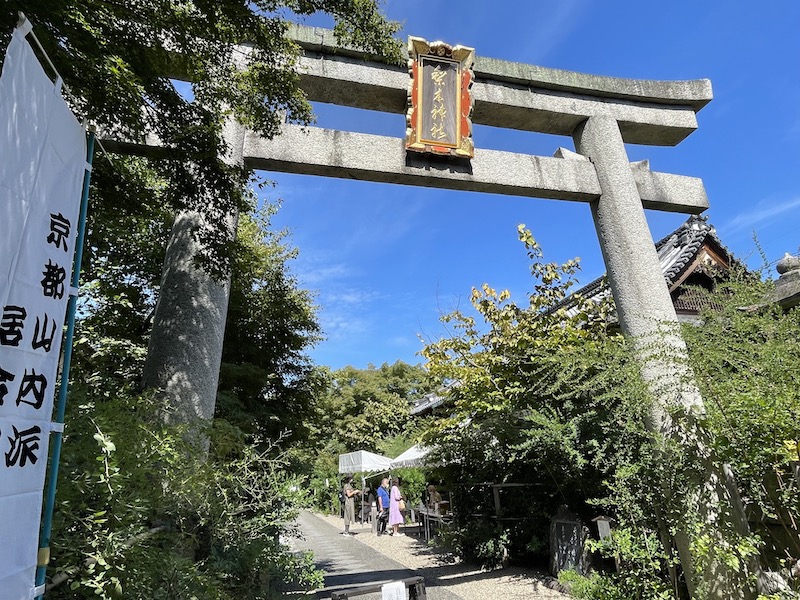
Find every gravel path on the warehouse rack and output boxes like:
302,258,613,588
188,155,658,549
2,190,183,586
291,511,570,600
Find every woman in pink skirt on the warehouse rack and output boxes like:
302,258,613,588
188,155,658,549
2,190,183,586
388,477,404,536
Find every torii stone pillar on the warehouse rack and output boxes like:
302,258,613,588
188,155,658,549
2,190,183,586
141,89,247,430
574,115,759,599
573,115,698,417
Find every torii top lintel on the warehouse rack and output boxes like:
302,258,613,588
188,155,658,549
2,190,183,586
289,24,712,147
101,25,713,215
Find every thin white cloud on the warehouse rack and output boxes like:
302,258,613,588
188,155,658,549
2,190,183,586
339,197,428,256
325,288,383,307
295,262,353,286
720,196,800,238
523,0,590,63
322,311,370,340
315,285,384,341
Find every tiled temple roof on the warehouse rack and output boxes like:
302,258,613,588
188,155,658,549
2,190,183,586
410,380,460,416
550,215,730,318
410,391,445,415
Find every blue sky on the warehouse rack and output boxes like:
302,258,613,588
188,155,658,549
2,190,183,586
262,1,800,371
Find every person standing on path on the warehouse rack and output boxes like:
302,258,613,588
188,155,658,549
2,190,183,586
342,475,360,537
426,484,443,509
376,477,390,535
389,477,405,536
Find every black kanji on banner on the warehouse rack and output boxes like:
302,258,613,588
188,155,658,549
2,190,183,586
4,424,42,467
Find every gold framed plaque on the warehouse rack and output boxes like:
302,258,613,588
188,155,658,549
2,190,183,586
406,36,475,158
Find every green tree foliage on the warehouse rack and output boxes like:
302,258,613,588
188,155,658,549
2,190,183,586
313,361,433,453
683,271,800,573
298,362,436,510
74,159,324,438
1,2,402,594
1,0,402,272
71,157,172,404
421,227,650,568
55,160,328,595
421,227,800,596
216,202,325,444
49,389,322,599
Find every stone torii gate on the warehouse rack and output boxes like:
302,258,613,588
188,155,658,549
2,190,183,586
120,25,714,429
250,26,713,384
113,25,762,597
268,29,756,597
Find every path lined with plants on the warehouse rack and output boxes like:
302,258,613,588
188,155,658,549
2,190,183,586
289,511,434,599
292,511,569,599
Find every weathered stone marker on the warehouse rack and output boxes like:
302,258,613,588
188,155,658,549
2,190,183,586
550,505,589,577
774,253,800,308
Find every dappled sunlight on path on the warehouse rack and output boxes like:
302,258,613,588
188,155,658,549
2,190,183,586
310,511,570,600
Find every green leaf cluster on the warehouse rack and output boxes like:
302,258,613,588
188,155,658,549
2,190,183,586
49,157,328,595
50,390,323,598
217,201,324,445
419,228,800,596
1,0,401,274
302,362,434,455
683,271,800,575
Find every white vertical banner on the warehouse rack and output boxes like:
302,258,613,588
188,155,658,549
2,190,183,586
0,20,86,600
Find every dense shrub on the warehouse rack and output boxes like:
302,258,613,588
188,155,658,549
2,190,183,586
440,521,510,569
421,229,800,597
47,391,322,599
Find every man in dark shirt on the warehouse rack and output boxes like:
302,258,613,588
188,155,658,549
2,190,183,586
376,478,390,535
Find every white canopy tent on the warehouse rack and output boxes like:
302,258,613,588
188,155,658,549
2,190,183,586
390,445,432,469
338,450,392,474
337,450,393,524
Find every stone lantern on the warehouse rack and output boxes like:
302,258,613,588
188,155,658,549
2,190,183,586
773,253,800,309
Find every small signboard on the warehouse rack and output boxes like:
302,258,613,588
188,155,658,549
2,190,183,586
381,580,406,600
406,37,474,158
